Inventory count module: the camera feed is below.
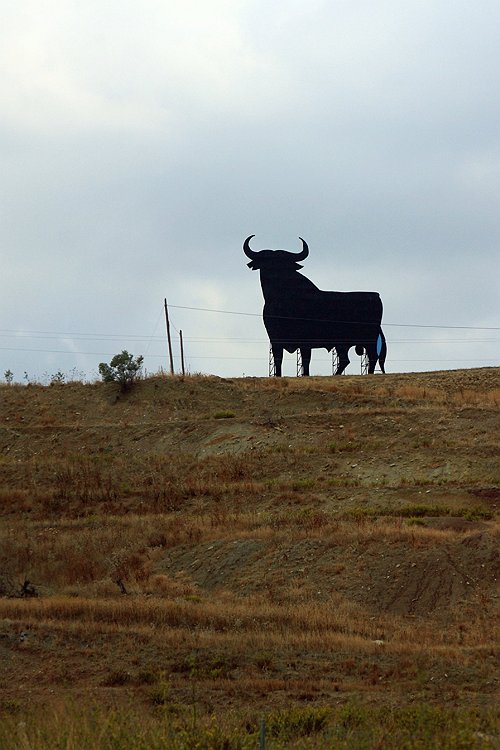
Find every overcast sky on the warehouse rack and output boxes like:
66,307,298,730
1,0,499,381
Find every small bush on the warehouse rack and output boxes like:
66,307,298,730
98,351,144,392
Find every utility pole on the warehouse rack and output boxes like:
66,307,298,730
179,329,185,376
164,298,175,375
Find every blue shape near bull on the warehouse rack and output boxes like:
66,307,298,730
244,235,387,376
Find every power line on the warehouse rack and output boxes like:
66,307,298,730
2,334,499,345
167,304,500,331
0,347,497,365
0,329,154,340
1,336,499,356
181,337,499,344
1,330,498,343
143,307,165,357
0,347,135,356
1,333,499,344
2,334,498,357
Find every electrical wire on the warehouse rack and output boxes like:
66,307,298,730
167,304,500,330
0,347,497,365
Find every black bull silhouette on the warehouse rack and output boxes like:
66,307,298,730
244,235,387,376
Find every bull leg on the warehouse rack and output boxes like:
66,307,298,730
300,347,311,376
366,342,378,374
378,330,387,373
335,346,350,375
271,343,283,377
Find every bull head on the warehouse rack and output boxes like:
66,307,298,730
243,235,309,270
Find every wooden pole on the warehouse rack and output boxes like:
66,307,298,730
164,298,175,375
179,329,185,376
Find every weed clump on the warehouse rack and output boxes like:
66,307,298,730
265,707,331,739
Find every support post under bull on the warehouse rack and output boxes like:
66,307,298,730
268,346,276,377
296,349,303,377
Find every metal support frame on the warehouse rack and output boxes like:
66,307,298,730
332,350,339,375
270,346,375,377
360,350,369,375
268,346,276,377
296,349,303,377
332,350,347,375
268,347,304,377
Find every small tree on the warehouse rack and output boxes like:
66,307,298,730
98,351,144,392
4,369,14,385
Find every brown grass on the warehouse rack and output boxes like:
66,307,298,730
0,368,498,736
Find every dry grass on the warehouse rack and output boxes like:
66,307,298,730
0,369,498,745
0,699,497,750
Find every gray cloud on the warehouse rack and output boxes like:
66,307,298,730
1,0,498,381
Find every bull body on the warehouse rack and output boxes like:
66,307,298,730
244,236,386,376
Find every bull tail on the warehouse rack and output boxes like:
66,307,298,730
377,328,387,373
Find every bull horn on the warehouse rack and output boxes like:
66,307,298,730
295,237,309,261
243,235,259,259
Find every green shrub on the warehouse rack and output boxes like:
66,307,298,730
98,351,144,392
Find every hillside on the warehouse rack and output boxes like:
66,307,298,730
0,368,499,747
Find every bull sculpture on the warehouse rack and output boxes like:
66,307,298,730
244,235,386,376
